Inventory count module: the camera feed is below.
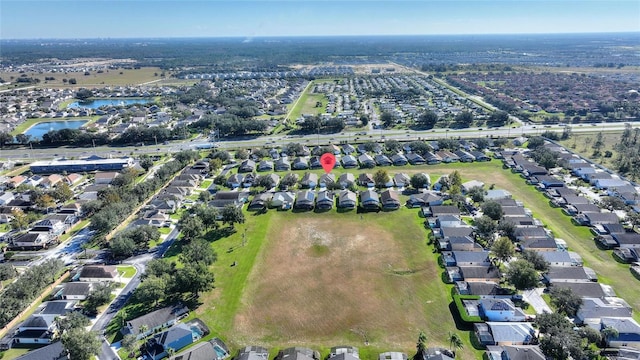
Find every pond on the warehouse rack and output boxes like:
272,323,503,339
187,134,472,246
67,98,154,109
24,120,88,140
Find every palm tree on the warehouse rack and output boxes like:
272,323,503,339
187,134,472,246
138,324,149,339
601,325,619,346
447,332,463,354
415,330,427,358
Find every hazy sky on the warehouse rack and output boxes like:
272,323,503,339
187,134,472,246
1,0,639,39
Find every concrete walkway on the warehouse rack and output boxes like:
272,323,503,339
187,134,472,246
522,288,553,315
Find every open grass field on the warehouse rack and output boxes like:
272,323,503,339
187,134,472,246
187,209,481,360
0,67,165,89
286,80,332,123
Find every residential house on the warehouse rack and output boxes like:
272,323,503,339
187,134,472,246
543,266,598,284
600,317,640,349
485,345,545,360
358,154,375,168
13,314,57,344
380,190,400,210
478,299,526,322
319,173,336,188
551,282,615,298
11,232,51,250
406,153,426,165
455,150,475,162
94,171,120,185
146,323,197,360
471,151,491,162
341,155,358,169
374,154,392,166
452,251,491,266
78,265,119,282
277,347,317,360
235,346,268,360
407,192,443,208
275,158,291,171
360,190,380,210
424,152,442,165
358,173,375,188
439,236,482,252
458,265,500,282
258,160,273,171
338,173,355,189
316,191,334,210
125,304,189,340
55,282,93,300
227,174,244,189
391,154,408,166
338,190,357,209
538,251,583,267
300,173,318,189
248,193,273,211
239,159,256,173
393,173,411,188
293,157,309,170
378,353,407,360
270,192,296,210
0,192,15,206
242,173,257,188
461,180,484,194
577,297,633,325
34,300,77,317
483,322,535,346
13,341,66,360
209,191,249,211
295,190,315,210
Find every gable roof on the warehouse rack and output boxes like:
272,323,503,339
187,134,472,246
15,341,65,360
127,304,188,335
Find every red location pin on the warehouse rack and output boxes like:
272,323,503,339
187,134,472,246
320,153,336,174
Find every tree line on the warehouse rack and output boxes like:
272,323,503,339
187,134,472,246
0,259,64,328
88,150,199,243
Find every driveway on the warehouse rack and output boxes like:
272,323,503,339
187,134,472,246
522,287,552,314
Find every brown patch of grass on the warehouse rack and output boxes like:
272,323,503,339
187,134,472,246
232,214,433,349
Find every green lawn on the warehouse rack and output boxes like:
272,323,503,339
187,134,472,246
117,265,137,278
200,179,213,189
178,209,483,360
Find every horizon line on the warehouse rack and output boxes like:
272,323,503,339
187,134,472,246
2,31,639,41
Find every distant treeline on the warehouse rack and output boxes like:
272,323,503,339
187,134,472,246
3,33,639,68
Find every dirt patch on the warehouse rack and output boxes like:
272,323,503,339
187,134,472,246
233,215,427,346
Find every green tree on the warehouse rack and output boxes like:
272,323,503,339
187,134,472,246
173,263,215,296
52,182,74,203
410,173,430,189
549,287,583,317
193,205,219,230
381,111,395,127
75,89,93,100
10,208,29,230
139,155,154,172
481,201,503,221
601,325,619,345
359,115,369,126
506,260,539,290
181,239,217,266
35,193,56,211
0,263,17,281
220,204,245,228
121,334,138,359
467,186,485,203
474,215,496,242
110,236,136,258
373,169,390,188
135,275,167,306
56,312,90,332
447,332,463,353
416,330,427,358
0,131,14,148
454,111,474,128
199,190,211,202
489,110,509,126
61,328,101,360
417,110,438,128
521,250,550,271
491,237,515,266
84,283,114,314
235,149,249,160
15,133,31,145
179,215,204,241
